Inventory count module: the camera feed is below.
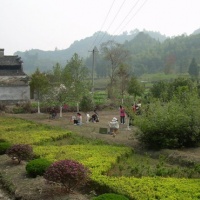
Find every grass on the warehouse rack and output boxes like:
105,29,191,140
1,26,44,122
107,153,200,178
139,72,190,82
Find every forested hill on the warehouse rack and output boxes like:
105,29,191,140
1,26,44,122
15,29,166,74
15,28,200,76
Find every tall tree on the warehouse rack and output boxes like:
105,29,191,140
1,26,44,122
101,40,129,98
29,68,49,113
63,53,90,111
117,63,130,104
188,57,199,79
127,76,144,100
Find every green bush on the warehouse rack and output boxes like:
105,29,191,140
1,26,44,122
26,158,52,178
80,95,95,112
0,141,11,155
6,144,33,164
93,193,129,200
134,96,200,149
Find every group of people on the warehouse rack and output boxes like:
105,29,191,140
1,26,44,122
73,110,99,125
50,102,141,137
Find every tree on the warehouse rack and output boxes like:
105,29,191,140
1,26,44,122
188,57,199,79
45,84,68,117
79,95,95,114
127,76,144,100
63,53,90,111
50,63,63,86
150,81,169,102
101,40,129,98
29,68,49,113
117,63,130,104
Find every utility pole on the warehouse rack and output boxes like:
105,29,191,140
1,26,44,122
89,47,98,95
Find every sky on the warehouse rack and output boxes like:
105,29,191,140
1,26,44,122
1,0,200,55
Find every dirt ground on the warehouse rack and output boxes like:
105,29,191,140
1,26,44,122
6,110,139,149
1,110,200,200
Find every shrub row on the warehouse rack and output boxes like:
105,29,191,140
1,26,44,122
0,117,71,145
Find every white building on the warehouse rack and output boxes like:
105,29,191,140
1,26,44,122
0,49,30,104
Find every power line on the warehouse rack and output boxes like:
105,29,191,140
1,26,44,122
112,0,141,36
112,0,148,40
89,0,116,51
89,0,148,53
96,0,127,47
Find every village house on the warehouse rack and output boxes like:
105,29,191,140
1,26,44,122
0,49,30,104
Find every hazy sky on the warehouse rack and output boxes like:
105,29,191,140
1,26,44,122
1,0,200,55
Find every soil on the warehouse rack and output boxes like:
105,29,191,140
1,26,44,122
1,110,200,200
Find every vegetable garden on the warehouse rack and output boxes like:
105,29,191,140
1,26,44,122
1,116,200,199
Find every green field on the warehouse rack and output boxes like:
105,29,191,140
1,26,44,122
1,116,200,199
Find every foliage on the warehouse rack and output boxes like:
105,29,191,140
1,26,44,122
2,116,200,198
62,53,90,103
108,153,200,178
0,140,11,155
79,94,95,113
188,57,199,78
127,76,144,99
93,193,129,200
33,145,132,176
93,175,200,200
6,144,33,164
29,68,49,100
12,102,32,114
93,91,107,106
100,40,129,98
150,81,169,101
150,77,195,102
134,95,200,149
0,116,71,145
26,158,52,178
44,159,90,192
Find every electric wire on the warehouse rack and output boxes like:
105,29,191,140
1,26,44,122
96,0,127,47
112,0,141,36
112,0,148,41
89,0,116,51
89,0,148,54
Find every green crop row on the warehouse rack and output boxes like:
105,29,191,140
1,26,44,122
93,175,200,199
0,117,71,145
33,145,132,176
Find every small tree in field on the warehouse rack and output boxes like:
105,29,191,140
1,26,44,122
6,144,33,164
79,95,95,113
188,57,199,79
44,159,90,192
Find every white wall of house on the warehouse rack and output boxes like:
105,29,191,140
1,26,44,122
0,86,30,100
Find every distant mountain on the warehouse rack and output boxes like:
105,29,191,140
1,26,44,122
15,29,167,74
192,28,200,35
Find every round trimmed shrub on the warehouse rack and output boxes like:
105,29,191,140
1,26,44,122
0,141,11,155
44,159,90,192
6,144,33,164
26,158,52,178
93,193,129,200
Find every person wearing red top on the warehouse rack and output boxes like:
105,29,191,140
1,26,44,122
119,105,125,124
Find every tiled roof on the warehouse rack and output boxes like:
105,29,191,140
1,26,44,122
0,55,26,76
0,70,26,76
0,56,23,66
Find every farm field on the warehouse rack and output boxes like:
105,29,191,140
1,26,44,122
1,111,200,199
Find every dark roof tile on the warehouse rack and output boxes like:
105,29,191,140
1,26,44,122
0,56,22,66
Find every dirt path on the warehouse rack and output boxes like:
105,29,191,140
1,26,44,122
5,111,139,149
